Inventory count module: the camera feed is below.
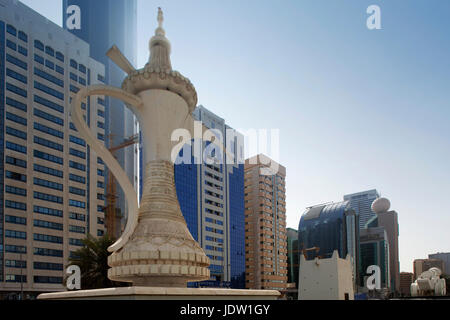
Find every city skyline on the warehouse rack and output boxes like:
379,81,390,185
19,0,450,273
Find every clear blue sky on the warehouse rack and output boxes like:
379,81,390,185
20,0,450,273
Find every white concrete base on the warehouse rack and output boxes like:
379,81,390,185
37,287,280,300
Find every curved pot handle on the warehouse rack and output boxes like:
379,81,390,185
70,85,143,252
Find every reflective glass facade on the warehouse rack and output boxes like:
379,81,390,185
0,21,5,282
63,0,138,223
298,201,359,282
174,107,245,289
344,189,380,229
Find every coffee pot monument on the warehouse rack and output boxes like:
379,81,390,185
39,8,279,300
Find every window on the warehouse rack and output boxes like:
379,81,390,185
6,141,27,154
34,40,44,51
6,54,27,70
6,245,26,254
97,217,104,225
45,46,54,57
5,170,27,182
5,185,27,196
97,181,105,189
18,45,27,56
97,169,105,176
6,82,27,98
5,275,27,283
69,160,86,171
5,260,26,268
34,136,63,152
69,173,86,184
97,74,105,82
69,212,85,221
34,53,44,65
5,230,26,239
79,64,86,74
69,238,84,246
6,24,17,36
55,51,64,62
33,248,63,257
34,276,63,284
33,219,63,231
34,205,63,218
69,148,86,159
6,97,27,112
69,135,86,146
69,199,86,209
69,225,86,234
97,133,105,141
34,68,64,87
34,149,63,165
70,59,78,69
70,84,79,93
34,95,64,113
6,126,27,140
34,81,64,100
6,112,27,126
97,121,105,129
97,98,106,106
78,77,86,85
69,186,85,196
34,122,64,139
55,65,64,75
34,233,62,244
34,108,64,126
5,215,26,225
33,191,63,204
6,156,27,168
70,72,77,81
97,109,105,118
34,262,63,271
45,59,54,70
97,193,104,200
6,68,27,83
34,177,63,191
34,164,63,178
18,31,28,42
97,229,104,236
6,39,16,51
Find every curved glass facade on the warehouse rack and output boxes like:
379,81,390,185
298,201,359,281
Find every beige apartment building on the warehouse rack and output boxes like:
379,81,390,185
0,1,106,298
244,154,287,291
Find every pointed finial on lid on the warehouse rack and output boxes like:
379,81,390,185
157,7,163,28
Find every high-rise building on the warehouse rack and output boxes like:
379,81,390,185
359,227,390,289
371,197,400,293
174,105,245,289
413,259,445,280
298,201,359,287
0,0,106,298
399,272,414,296
62,0,139,235
344,189,380,229
244,154,287,291
428,252,450,275
286,228,299,289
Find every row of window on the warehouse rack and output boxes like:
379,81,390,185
34,122,64,139
6,156,27,168
34,177,63,191
34,163,63,178
6,24,28,42
6,96,27,112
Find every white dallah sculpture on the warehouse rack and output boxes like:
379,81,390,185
70,8,210,287
411,267,446,297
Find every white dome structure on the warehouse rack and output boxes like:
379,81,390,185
371,197,391,214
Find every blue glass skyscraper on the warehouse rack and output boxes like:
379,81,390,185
62,0,139,227
344,189,380,229
174,106,245,289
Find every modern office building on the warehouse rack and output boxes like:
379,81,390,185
244,154,287,291
174,105,245,289
359,227,390,289
344,189,380,229
371,197,400,293
413,258,445,280
298,201,359,287
399,272,414,296
63,0,139,234
0,0,106,298
287,228,299,289
429,252,450,275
